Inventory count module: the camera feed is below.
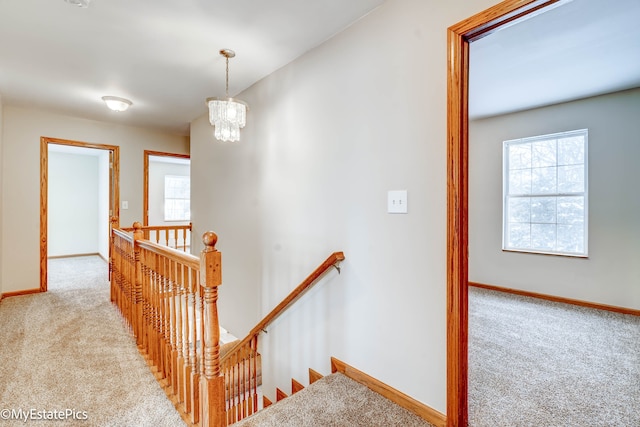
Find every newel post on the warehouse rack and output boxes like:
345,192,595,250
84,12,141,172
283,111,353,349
199,232,226,427
132,222,144,345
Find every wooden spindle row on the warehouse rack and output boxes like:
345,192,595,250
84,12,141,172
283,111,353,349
221,335,261,424
111,223,226,426
110,230,135,331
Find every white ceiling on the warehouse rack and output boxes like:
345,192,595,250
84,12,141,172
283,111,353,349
2,0,638,134
0,0,384,135
470,0,640,119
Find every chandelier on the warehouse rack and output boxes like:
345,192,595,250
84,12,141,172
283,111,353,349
206,49,248,142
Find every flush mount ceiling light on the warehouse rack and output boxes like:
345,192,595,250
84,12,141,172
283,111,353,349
64,0,91,8
102,96,132,112
206,49,248,142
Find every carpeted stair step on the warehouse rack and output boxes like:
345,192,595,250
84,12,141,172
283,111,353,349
235,372,434,427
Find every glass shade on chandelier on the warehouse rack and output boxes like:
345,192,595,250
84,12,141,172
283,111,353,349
207,49,248,142
207,97,247,142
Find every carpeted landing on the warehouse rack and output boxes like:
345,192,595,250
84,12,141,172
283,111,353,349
0,256,185,426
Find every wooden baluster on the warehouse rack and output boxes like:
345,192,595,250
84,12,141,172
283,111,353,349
183,226,188,251
124,237,131,327
192,274,203,425
146,250,155,367
141,249,150,356
186,267,198,422
111,235,119,307
162,256,172,382
179,264,190,412
153,253,162,375
241,345,247,420
171,259,181,399
251,335,259,414
109,224,114,294
174,262,185,404
199,232,226,427
133,223,144,345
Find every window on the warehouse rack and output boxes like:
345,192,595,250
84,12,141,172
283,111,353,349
503,129,588,256
164,175,190,221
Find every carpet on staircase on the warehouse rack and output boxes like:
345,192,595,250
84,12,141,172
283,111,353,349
234,372,434,427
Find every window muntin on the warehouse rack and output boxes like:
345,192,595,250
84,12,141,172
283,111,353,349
503,129,588,256
164,175,190,221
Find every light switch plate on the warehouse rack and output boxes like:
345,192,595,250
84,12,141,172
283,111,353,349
388,190,408,214
122,201,129,210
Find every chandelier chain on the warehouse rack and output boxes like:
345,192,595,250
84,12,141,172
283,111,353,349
225,56,230,97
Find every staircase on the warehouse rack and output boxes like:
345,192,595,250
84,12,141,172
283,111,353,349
110,223,445,427
237,357,438,427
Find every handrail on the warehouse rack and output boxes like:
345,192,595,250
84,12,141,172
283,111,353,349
136,238,199,270
121,223,192,232
120,223,192,252
113,227,134,242
221,251,345,364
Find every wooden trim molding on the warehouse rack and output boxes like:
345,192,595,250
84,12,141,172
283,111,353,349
331,357,447,427
143,150,190,226
446,1,569,425
48,253,100,259
470,282,640,317
1,288,42,300
40,137,120,293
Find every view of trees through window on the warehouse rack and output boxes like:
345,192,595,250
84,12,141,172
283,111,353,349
164,175,190,221
503,129,588,256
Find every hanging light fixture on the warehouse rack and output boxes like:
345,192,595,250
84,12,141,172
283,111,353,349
206,49,248,142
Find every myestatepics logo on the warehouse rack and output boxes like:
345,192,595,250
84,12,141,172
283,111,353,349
0,408,89,422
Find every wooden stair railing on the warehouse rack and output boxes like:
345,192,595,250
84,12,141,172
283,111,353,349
220,251,345,425
111,222,225,427
121,223,192,252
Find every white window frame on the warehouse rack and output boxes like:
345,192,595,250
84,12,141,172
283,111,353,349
164,175,190,222
502,129,588,257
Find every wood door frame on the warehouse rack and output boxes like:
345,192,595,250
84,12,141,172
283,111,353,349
446,1,570,425
40,137,120,292
143,150,190,226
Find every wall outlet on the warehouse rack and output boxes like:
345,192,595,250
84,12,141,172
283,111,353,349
387,190,408,214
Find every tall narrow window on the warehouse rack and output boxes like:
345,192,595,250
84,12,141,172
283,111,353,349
164,175,190,221
503,129,588,256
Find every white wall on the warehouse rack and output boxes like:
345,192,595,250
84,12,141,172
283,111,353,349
470,88,640,310
148,160,190,226
48,151,99,256
191,0,498,414
97,150,110,260
1,106,189,293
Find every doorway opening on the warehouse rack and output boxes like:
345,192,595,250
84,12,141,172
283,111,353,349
143,150,190,227
446,1,573,425
40,137,120,292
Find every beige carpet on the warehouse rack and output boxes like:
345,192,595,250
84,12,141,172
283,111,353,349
469,286,640,427
1,256,436,426
0,256,185,426
235,373,434,427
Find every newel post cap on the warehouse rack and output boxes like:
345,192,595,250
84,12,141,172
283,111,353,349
202,231,218,252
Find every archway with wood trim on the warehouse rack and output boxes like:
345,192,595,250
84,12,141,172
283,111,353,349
40,136,120,292
446,1,570,425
